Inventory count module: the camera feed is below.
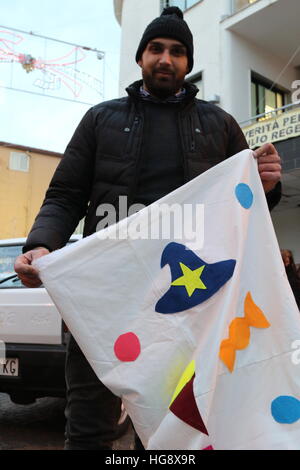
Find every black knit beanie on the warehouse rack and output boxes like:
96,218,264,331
135,6,194,73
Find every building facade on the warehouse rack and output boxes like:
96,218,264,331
0,142,62,239
114,0,300,262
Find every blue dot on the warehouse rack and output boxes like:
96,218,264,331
271,396,300,424
235,183,253,209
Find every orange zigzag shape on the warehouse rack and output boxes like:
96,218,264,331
219,292,270,372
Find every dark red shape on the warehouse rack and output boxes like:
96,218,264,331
170,374,209,435
202,445,214,450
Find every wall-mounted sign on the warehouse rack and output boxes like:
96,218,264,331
242,108,300,148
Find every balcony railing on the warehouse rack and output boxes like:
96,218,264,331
239,102,299,127
232,0,259,13
161,0,201,12
240,101,300,152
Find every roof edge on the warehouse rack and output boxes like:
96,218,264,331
0,141,63,158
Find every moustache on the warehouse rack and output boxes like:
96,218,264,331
154,68,174,75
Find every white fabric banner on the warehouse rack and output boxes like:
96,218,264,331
36,150,300,450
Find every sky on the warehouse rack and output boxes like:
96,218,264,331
0,0,121,152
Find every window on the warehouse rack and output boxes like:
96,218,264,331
251,75,288,121
0,245,24,288
188,72,203,99
9,151,30,172
0,238,80,289
161,0,201,12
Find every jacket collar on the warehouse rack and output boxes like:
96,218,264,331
126,79,199,104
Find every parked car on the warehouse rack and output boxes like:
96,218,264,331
0,236,82,404
0,236,130,438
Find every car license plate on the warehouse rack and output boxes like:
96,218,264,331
0,358,19,377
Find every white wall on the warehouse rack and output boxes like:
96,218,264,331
185,0,231,102
116,0,300,263
117,0,298,125
118,0,232,98
272,207,300,263
220,30,299,122
119,0,160,95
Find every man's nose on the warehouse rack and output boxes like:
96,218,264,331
159,49,172,65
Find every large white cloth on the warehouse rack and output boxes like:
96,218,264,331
36,150,300,450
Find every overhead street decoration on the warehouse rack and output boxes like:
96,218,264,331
0,25,105,105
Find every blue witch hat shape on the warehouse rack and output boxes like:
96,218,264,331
155,242,236,314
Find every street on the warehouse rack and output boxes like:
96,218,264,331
0,393,134,450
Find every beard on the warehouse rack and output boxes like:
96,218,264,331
142,67,185,99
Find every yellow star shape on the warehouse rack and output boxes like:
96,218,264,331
171,263,207,297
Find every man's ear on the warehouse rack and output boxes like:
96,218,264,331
138,59,142,68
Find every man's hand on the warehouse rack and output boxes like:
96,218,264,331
253,143,282,193
14,247,50,288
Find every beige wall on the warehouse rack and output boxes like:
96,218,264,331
0,144,61,239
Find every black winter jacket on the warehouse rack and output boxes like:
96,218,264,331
24,80,281,252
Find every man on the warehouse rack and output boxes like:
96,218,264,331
15,7,282,450
281,249,300,310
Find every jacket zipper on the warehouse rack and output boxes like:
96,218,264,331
189,114,195,152
177,111,189,182
128,113,144,206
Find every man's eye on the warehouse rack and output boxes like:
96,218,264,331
172,48,185,56
150,45,162,53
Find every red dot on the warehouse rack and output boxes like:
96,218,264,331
114,332,141,362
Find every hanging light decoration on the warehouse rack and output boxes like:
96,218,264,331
18,53,36,73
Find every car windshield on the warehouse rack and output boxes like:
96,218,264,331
0,245,24,288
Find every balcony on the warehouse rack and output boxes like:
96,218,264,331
232,0,259,13
160,0,202,12
223,0,300,67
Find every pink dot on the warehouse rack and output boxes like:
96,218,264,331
114,332,141,362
